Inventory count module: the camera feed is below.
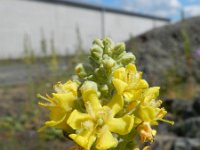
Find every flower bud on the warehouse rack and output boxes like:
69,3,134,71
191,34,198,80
112,42,125,56
100,84,109,95
102,55,115,69
90,44,103,62
75,63,87,78
120,52,135,65
103,37,113,55
92,38,104,48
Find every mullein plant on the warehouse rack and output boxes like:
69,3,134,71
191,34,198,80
38,38,173,150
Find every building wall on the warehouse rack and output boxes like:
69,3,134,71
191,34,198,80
0,0,168,59
105,12,167,42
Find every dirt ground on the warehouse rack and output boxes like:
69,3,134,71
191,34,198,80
0,84,72,150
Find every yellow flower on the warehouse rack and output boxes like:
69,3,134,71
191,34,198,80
137,122,156,143
38,80,78,132
132,87,173,143
133,87,167,125
67,81,134,150
127,87,161,112
112,64,149,102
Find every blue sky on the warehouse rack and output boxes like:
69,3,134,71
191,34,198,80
75,0,200,21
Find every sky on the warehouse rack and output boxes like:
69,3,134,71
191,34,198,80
74,0,200,21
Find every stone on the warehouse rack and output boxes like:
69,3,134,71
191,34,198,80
173,117,200,138
152,135,200,150
126,17,200,85
162,99,196,120
193,94,200,115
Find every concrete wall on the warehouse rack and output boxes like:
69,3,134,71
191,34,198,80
0,0,169,59
105,12,167,42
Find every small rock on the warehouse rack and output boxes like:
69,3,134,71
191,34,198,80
173,117,200,138
193,94,200,115
152,135,200,150
163,99,196,120
172,138,200,150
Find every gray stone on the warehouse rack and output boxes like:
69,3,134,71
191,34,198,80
152,135,200,150
126,16,200,85
193,94,200,115
173,117,200,138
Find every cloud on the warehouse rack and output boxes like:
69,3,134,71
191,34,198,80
73,0,182,20
184,5,200,17
122,0,182,18
70,0,200,21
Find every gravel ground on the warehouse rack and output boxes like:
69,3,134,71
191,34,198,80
0,60,69,86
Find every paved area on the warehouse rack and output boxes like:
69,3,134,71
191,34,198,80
0,62,68,86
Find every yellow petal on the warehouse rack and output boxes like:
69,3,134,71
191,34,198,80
107,94,123,116
81,81,102,113
112,78,128,95
80,81,98,99
54,80,78,96
107,115,134,135
67,110,92,130
49,106,66,121
96,126,118,150
69,129,96,150
52,93,75,111
113,67,126,80
126,89,143,102
126,63,136,73
127,101,140,112
123,91,134,101
45,118,65,127
135,79,149,89
136,105,156,122
143,87,160,102
152,129,157,136
156,108,167,119
38,114,67,132
86,93,102,116
63,80,78,96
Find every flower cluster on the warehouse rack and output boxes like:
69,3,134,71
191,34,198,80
38,38,173,150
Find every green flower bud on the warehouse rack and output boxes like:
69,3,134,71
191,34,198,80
102,54,115,69
112,42,125,56
120,53,136,65
90,44,103,62
103,37,113,55
75,63,87,78
92,38,104,48
100,84,109,95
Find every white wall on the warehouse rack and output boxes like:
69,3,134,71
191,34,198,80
0,0,168,59
105,12,167,42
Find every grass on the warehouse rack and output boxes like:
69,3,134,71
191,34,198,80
0,48,89,149
0,58,69,149
0,76,70,150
